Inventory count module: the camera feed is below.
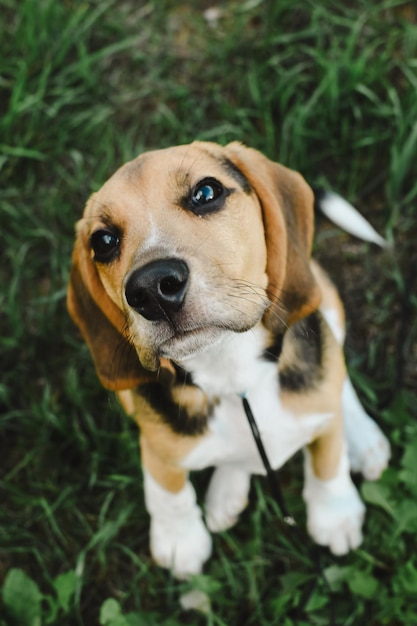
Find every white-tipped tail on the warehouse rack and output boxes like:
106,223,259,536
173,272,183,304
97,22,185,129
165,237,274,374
317,191,387,247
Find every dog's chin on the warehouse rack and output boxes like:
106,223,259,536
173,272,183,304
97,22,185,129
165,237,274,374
136,311,263,370
134,326,224,371
159,326,225,362
135,326,225,371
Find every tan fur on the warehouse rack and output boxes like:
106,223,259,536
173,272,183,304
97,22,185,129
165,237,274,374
170,385,212,419
308,410,344,481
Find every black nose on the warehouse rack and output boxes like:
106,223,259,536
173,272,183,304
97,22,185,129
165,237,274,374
125,258,189,321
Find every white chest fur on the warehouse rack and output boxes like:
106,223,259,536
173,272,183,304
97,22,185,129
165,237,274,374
179,325,332,474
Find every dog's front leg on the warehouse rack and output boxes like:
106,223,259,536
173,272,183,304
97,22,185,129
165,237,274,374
303,412,365,555
205,465,251,532
342,377,391,480
141,436,212,578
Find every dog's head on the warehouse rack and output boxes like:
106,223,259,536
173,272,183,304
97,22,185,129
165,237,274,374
67,141,320,390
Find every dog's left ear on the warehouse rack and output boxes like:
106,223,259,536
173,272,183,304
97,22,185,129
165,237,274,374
226,142,321,333
67,221,174,391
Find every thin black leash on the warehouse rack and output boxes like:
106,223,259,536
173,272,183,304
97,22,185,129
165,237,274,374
241,395,296,526
240,394,336,625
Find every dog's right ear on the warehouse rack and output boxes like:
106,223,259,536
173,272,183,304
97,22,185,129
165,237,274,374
67,220,173,391
225,142,321,334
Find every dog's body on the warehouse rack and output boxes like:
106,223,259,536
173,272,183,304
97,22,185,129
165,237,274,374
68,141,390,578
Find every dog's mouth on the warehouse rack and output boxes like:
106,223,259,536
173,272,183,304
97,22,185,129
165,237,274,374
133,302,266,371
159,325,225,361
135,324,225,371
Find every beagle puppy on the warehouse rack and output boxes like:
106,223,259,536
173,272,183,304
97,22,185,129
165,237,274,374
67,141,390,578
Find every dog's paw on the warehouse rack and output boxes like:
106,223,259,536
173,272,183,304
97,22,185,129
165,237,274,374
306,486,365,555
347,417,391,481
205,466,250,532
342,377,391,481
150,512,212,578
144,471,212,578
303,451,365,556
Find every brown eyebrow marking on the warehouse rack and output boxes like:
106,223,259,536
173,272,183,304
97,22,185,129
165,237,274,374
219,157,251,194
93,204,118,228
195,146,252,193
172,168,191,191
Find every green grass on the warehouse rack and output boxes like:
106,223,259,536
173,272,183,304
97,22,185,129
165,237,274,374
1,0,417,624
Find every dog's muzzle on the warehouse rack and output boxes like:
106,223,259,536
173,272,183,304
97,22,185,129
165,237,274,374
125,258,189,322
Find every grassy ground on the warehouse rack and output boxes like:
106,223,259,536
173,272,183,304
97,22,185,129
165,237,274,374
1,0,417,624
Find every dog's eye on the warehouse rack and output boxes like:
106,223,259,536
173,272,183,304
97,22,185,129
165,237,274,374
191,178,225,212
90,229,120,263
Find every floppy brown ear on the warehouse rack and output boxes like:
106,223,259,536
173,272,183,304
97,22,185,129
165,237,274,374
67,222,173,391
226,142,321,332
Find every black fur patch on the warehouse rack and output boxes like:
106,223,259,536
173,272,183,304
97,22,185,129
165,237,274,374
263,334,284,362
172,361,194,386
278,312,325,392
137,381,209,436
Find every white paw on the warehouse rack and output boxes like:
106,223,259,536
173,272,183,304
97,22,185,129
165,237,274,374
150,513,212,578
143,471,212,578
205,466,250,533
180,589,211,613
347,418,391,481
303,450,365,556
342,378,391,481
306,486,365,555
